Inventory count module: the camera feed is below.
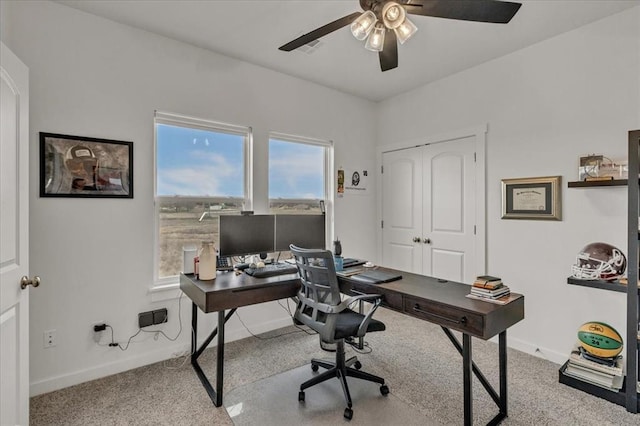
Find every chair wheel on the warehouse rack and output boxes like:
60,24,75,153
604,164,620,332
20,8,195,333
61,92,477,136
344,407,353,420
380,385,389,396
311,364,319,372
298,391,305,402
354,361,362,370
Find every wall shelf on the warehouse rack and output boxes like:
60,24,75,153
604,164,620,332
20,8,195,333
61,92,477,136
567,277,640,294
567,179,628,188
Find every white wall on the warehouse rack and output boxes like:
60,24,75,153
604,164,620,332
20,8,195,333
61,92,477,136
377,7,640,363
1,1,378,395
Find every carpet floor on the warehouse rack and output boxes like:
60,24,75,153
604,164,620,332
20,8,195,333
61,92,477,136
30,307,640,425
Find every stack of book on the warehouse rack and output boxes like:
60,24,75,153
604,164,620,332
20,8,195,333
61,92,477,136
466,275,512,304
563,344,623,391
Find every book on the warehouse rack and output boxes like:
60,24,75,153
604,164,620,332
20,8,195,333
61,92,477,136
476,275,501,282
465,293,521,305
473,275,503,289
470,286,510,297
568,344,623,376
473,280,503,290
564,363,623,390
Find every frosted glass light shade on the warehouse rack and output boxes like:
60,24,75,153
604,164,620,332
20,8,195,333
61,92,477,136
365,24,386,52
351,11,377,41
395,18,418,44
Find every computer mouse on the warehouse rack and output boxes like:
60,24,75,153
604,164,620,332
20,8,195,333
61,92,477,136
256,261,265,268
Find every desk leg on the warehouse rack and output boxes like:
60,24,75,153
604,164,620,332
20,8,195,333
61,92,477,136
190,303,236,407
441,327,508,425
498,331,507,416
463,333,472,426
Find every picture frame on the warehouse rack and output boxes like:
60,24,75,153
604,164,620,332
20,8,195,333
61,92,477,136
40,132,133,198
501,175,561,220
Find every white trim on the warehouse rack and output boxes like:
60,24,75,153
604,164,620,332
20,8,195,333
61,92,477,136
376,124,487,274
154,111,251,136
267,133,334,249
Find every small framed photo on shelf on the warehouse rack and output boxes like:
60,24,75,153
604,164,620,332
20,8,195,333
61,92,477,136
501,176,561,220
40,132,133,198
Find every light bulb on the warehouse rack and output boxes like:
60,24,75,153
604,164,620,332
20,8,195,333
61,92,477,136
365,24,386,52
382,2,406,29
351,10,377,41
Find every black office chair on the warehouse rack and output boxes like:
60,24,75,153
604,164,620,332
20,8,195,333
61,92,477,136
289,245,389,420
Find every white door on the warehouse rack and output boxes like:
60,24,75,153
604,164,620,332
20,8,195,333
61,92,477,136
1,42,31,426
381,135,479,283
381,147,422,273
422,136,476,283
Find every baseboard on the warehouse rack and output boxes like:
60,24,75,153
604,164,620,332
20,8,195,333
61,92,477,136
30,316,295,397
506,335,565,365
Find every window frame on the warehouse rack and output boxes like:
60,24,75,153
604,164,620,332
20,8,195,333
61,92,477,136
153,111,252,288
268,132,334,249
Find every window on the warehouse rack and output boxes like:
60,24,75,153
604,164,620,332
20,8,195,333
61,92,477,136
154,112,251,282
268,133,331,215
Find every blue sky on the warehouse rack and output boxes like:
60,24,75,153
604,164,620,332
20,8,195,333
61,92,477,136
157,124,323,198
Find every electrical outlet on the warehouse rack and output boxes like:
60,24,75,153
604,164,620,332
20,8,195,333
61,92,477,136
44,329,56,348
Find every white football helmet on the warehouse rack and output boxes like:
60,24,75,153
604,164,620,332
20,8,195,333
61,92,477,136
571,242,626,281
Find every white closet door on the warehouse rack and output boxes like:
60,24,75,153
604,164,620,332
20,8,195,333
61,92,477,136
422,136,476,283
381,147,423,273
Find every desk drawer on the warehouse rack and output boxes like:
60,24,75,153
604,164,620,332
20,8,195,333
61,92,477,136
404,296,483,336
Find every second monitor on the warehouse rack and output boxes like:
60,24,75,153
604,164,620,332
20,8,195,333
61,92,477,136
275,214,326,252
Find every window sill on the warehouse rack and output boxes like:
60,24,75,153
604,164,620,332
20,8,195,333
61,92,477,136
149,281,182,302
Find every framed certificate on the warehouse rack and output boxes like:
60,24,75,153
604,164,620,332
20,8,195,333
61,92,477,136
501,176,561,220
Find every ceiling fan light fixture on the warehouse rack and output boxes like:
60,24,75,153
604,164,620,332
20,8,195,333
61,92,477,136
382,2,406,29
365,23,385,52
395,17,418,44
351,10,377,41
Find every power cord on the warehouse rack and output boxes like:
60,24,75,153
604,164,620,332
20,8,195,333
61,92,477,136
99,291,186,351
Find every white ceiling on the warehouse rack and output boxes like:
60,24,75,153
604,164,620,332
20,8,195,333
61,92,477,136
56,0,639,102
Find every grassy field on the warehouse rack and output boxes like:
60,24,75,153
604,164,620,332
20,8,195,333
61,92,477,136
158,199,321,277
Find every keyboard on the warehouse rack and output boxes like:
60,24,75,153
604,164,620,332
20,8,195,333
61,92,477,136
245,263,299,278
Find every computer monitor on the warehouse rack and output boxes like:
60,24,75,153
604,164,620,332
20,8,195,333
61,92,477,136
218,215,275,257
275,214,326,252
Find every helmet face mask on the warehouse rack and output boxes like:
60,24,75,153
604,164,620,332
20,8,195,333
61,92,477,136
571,242,626,281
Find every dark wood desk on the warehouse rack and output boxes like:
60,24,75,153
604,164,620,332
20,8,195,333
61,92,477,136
339,269,524,425
180,268,524,425
180,271,300,406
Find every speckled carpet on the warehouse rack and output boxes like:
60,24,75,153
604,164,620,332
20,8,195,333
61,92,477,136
30,307,640,425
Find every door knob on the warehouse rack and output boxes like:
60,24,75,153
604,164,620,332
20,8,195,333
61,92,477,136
423,238,431,244
412,237,421,243
20,276,40,290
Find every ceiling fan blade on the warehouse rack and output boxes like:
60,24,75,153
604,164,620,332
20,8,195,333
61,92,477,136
404,0,522,24
279,12,362,52
379,29,398,72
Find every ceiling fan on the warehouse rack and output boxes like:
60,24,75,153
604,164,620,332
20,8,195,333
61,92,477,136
279,0,522,72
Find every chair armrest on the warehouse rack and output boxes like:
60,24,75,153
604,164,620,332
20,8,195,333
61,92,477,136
326,293,382,314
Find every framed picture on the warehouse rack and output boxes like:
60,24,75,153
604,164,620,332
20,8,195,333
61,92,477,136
501,175,561,220
40,132,133,198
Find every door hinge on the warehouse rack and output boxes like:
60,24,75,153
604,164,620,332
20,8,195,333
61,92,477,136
381,165,384,174
474,152,477,162
381,220,384,229
474,225,476,235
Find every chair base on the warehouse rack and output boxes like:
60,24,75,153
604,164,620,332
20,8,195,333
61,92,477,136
299,340,388,420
